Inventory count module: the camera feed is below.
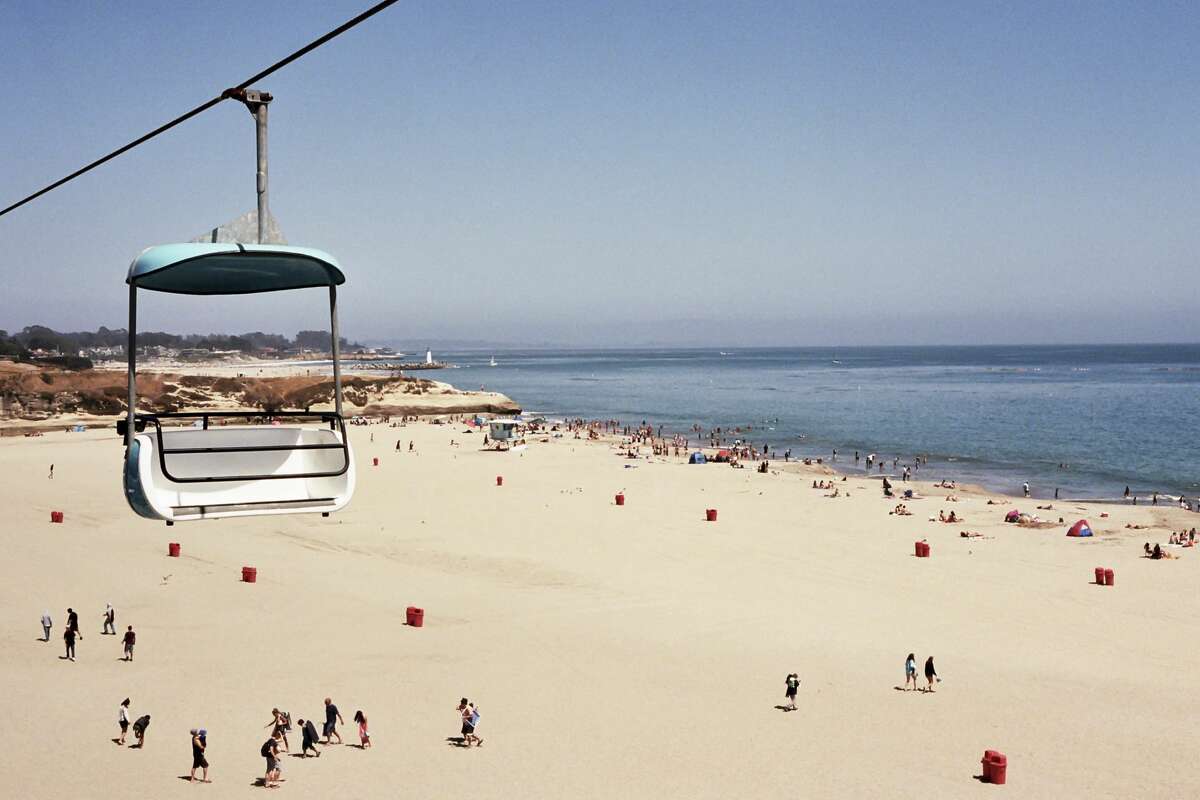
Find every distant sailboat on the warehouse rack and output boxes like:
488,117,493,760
489,356,497,367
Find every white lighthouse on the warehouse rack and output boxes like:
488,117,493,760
425,348,433,366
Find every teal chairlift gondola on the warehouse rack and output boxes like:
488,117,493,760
120,243,356,523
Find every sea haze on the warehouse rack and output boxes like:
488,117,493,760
424,344,1200,501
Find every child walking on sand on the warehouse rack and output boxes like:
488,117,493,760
354,710,371,748
296,718,321,757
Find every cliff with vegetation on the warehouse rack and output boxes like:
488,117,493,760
0,362,519,430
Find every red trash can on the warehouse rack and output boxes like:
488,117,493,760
705,508,718,522
168,542,181,557
406,606,424,627
496,476,504,486
981,751,994,782
372,457,379,467
1095,566,1105,585
988,751,1007,785
50,511,64,523
915,541,926,557
615,493,625,506
1104,568,1114,587
242,566,257,583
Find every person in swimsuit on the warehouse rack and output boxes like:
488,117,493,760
904,653,917,690
924,656,938,692
784,673,800,710
353,710,371,748
117,698,131,744
189,728,210,782
296,718,321,757
265,709,290,751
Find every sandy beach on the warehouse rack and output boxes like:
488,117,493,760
2,421,1198,798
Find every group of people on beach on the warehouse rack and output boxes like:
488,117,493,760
42,605,136,663
257,698,369,788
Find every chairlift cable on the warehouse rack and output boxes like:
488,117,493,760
0,0,401,220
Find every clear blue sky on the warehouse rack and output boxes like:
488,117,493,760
0,1,1196,346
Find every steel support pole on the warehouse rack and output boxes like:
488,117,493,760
126,285,137,448
254,101,269,243
329,286,343,419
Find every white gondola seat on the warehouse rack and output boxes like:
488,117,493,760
125,422,355,521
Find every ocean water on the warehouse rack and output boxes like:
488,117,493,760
425,345,1200,500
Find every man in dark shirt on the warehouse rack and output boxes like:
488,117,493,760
122,626,136,661
323,697,344,744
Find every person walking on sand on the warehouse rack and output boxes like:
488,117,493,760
122,626,136,661
63,623,78,661
49,463,54,479
260,731,283,788
41,610,52,642
190,728,210,782
904,653,918,690
924,656,939,692
67,607,79,635
265,708,290,751
102,603,116,635
1023,482,1030,497
117,698,131,744
296,718,321,757
354,710,371,748
322,697,344,744
457,698,482,747
785,673,800,710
